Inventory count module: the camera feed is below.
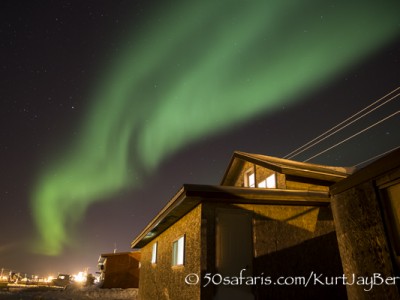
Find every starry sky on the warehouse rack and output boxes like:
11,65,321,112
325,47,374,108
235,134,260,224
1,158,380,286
1,0,399,277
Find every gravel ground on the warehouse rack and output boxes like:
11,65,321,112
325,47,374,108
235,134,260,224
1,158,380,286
0,285,138,300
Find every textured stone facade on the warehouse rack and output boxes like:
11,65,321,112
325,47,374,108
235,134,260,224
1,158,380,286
138,205,202,300
332,182,399,299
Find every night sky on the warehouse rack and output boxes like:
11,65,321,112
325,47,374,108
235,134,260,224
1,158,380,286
1,0,399,277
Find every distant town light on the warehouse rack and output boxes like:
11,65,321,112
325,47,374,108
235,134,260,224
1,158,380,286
73,272,87,283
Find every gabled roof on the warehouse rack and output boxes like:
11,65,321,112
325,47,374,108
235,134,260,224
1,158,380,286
221,151,354,185
130,151,354,249
131,184,331,249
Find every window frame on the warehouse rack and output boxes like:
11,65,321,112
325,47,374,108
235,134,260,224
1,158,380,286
266,173,277,188
172,235,185,267
151,242,158,264
244,168,255,188
258,173,276,189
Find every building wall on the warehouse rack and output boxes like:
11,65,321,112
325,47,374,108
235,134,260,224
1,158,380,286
247,203,346,299
201,202,346,299
285,175,330,191
201,203,217,300
101,252,140,288
138,204,202,300
331,181,400,299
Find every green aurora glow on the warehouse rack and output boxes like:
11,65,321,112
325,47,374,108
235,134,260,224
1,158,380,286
32,0,400,255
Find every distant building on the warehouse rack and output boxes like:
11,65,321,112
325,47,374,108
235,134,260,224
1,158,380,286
97,251,140,289
131,151,354,299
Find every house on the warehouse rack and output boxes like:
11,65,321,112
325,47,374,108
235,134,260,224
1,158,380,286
97,251,140,289
330,147,400,299
131,151,354,299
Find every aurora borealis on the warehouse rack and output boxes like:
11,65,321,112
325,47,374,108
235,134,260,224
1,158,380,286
29,0,400,256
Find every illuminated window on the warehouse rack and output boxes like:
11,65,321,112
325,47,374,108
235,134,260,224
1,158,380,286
151,242,157,264
266,173,276,188
258,173,276,188
245,169,255,187
172,236,185,266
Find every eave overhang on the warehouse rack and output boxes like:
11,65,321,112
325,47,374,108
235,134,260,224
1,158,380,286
131,184,331,249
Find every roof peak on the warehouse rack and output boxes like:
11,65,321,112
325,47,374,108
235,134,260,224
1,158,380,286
233,151,355,175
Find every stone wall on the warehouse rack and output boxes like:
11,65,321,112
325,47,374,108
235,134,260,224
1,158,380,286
201,202,346,299
331,181,399,299
138,205,202,300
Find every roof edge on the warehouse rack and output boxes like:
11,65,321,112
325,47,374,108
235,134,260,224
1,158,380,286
100,251,140,257
331,148,400,194
221,151,353,185
131,184,331,248
130,186,186,248
235,151,354,175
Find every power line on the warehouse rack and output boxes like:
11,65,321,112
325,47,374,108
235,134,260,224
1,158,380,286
303,110,399,162
285,86,400,159
284,86,400,159
353,145,400,168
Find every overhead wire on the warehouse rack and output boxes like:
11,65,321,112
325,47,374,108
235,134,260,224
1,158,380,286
353,145,400,169
302,110,399,162
284,86,400,160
